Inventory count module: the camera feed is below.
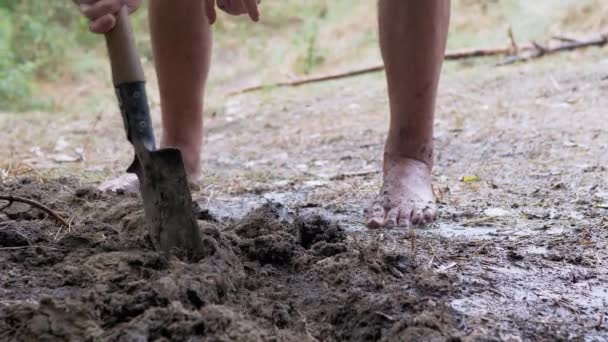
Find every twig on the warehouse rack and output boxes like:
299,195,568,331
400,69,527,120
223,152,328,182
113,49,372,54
473,242,492,256
0,195,70,228
598,301,606,330
0,245,63,251
228,46,530,96
410,228,417,252
53,215,75,241
499,32,608,66
329,170,380,181
552,35,580,43
228,30,608,96
508,26,519,54
229,65,384,96
462,216,496,227
0,200,12,211
427,242,436,270
375,311,396,322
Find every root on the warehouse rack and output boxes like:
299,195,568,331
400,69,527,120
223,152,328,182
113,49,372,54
0,195,70,228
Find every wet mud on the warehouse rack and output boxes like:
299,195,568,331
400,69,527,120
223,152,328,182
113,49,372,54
2,179,607,341
1,179,466,341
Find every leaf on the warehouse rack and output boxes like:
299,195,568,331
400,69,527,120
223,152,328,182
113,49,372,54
461,175,481,183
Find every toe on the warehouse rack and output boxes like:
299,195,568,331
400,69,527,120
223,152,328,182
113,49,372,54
385,208,400,227
423,206,437,223
411,208,424,225
397,207,411,227
366,203,386,229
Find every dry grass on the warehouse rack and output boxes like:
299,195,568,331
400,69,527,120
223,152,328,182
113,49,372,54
1,0,606,191
555,0,608,34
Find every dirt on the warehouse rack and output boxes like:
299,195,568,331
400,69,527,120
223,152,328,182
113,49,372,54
1,9,608,340
0,179,467,342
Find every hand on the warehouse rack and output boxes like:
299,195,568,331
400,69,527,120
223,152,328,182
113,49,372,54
204,0,260,25
74,0,142,33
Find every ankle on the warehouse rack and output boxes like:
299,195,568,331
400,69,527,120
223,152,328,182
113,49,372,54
383,152,433,172
160,138,202,178
383,140,434,168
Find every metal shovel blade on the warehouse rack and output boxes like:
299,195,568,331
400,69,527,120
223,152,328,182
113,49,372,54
117,82,203,259
130,148,204,258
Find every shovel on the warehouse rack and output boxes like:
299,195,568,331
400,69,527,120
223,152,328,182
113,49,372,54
104,8,204,259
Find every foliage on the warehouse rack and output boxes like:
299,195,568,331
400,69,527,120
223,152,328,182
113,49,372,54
2,0,602,112
0,1,96,111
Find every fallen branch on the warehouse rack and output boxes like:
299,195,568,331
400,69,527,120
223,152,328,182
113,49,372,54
329,169,380,181
498,32,608,65
228,46,518,96
0,195,70,228
228,31,607,96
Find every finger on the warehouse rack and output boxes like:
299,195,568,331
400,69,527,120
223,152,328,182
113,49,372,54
89,13,117,33
366,203,386,229
242,0,260,22
205,0,217,24
81,0,124,21
219,0,232,10
76,0,97,5
125,0,141,13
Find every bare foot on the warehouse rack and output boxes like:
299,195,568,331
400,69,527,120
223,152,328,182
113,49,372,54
98,142,202,193
98,174,140,193
366,155,437,228
98,173,203,193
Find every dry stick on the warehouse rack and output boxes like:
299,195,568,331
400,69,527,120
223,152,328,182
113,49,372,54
227,46,521,96
499,33,608,66
0,195,70,228
552,35,580,43
508,26,519,53
229,31,608,96
598,301,607,330
329,169,381,181
0,245,63,251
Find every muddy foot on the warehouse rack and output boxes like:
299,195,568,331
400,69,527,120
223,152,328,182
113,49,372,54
98,174,202,193
366,156,437,228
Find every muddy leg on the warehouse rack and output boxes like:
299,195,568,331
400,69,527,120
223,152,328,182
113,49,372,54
99,0,212,192
366,0,450,228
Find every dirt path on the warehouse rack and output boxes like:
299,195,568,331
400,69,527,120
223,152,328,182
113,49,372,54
1,46,608,340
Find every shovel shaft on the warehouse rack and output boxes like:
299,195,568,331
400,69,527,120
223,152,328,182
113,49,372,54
104,7,155,154
104,7,144,85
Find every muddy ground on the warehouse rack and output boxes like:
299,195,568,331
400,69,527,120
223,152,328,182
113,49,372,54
0,179,467,341
2,28,608,342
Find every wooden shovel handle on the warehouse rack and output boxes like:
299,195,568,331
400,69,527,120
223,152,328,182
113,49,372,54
104,7,145,85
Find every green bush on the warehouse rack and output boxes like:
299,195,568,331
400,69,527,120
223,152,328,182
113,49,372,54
0,1,96,111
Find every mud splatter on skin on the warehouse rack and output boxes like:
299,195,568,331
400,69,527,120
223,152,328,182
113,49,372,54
0,180,462,341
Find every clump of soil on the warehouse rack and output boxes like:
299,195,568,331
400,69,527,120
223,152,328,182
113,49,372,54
295,214,346,249
0,179,463,341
